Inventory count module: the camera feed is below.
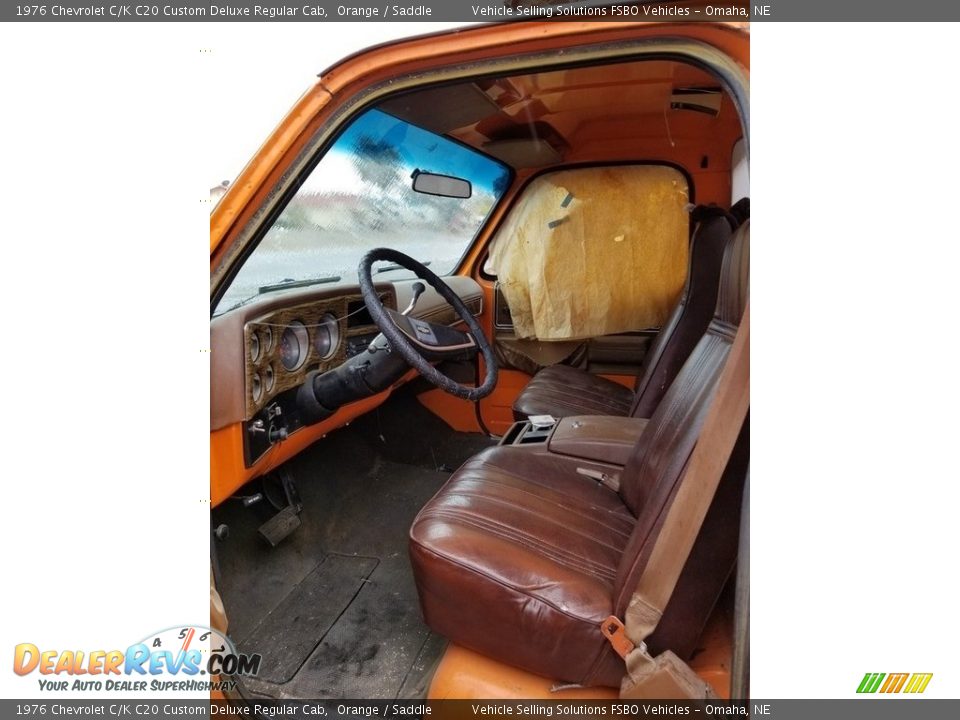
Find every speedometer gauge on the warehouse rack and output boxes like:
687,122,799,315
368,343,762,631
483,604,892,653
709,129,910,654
279,321,309,371
314,313,340,360
250,331,260,363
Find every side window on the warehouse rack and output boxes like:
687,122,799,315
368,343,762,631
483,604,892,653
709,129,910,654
488,165,690,341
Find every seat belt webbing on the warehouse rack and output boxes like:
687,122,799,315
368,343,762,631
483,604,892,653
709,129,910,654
605,301,750,696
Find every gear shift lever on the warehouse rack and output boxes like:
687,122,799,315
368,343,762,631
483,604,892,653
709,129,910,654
401,281,426,316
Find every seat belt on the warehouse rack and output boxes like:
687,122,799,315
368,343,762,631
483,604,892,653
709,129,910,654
602,301,750,699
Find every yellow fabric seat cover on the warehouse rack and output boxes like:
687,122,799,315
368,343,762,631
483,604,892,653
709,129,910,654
490,165,690,341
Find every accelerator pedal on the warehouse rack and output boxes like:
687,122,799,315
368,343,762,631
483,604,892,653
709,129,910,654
258,469,303,547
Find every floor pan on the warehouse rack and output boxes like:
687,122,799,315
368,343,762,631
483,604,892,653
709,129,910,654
240,553,379,686
236,545,446,699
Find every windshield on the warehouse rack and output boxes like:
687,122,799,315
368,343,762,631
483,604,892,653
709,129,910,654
214,109,510,316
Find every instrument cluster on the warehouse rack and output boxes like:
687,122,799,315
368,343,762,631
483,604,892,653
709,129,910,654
242,292,394,417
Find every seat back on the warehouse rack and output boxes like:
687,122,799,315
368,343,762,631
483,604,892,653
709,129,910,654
630,207,738,418
614,220,750,642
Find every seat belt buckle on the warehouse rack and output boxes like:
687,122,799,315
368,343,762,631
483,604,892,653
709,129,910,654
577,467,620,491
601,615,636,660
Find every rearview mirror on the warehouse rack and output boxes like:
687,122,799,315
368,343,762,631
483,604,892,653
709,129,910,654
411,169,472,199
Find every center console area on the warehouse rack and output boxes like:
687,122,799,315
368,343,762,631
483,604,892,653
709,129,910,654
499,414,648,468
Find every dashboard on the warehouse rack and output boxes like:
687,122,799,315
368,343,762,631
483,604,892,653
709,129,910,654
210,277,484,469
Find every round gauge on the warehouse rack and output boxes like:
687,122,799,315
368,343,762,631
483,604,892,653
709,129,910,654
250,331,261,363
313,313,340,360
280,321,309,371
251,372,262,403
264,364,275,393
262,325,273,352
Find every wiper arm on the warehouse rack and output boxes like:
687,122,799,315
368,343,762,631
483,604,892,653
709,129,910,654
375,260,431,275
258,275,342,294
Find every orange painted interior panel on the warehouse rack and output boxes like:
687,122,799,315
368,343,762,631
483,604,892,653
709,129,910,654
429,644,618,700
210,395,384,507
210,369,417,507
417,388,482,434
318,22,748,126
600,374,638,390
428,606,732,700
446,60,742,201
688,601,733,699
478,369,533,435
416,369,532,437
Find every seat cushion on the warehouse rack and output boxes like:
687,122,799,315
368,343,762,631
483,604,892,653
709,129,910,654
512,364,634,420
409,446,633,687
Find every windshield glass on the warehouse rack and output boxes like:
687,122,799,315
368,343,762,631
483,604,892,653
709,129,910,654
214,109,510,316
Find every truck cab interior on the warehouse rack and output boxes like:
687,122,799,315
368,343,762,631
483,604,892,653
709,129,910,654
210,22,750,702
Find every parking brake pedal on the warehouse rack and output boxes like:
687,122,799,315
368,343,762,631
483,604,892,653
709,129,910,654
257,469,303,547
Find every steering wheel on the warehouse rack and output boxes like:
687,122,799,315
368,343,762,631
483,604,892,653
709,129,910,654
358,248,498,401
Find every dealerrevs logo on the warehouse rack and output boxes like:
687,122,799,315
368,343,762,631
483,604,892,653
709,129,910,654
13,625,261,692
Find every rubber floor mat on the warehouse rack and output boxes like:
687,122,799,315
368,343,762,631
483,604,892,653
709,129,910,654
240,554,378,685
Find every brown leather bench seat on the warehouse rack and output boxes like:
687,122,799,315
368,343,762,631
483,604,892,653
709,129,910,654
410,446,632,686
513,364,635,418
410,222,749,687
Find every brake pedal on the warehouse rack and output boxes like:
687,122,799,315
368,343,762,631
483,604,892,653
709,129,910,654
257,468,303,547
258,505,302,547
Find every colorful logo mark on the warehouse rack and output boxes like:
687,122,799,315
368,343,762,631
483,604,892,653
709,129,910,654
13,625,260,679
857,672,933,694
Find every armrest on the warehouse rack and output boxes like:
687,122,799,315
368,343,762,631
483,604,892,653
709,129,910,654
548,415,649,467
